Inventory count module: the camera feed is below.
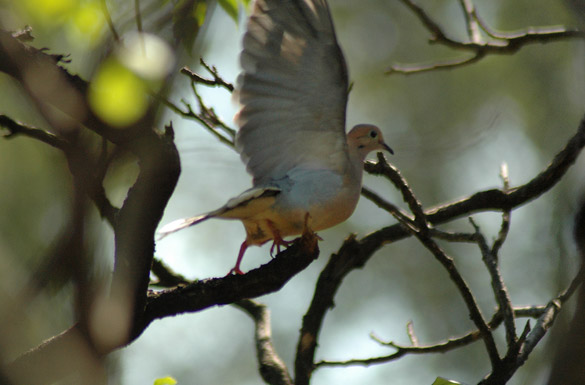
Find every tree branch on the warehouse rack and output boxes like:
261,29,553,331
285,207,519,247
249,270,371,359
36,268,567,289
141,230,319,334
470,218,517,349
234,300,293,385
315,306,545,369
295,116,585,384
181,59,235,92
0,114,119,226
389,0,585,74
0,115,68,149
366,153,501,365
1,28,182,381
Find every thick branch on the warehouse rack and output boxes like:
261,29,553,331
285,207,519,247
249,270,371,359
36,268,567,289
1,28,182,381
141,231,319,334
0,29,150,144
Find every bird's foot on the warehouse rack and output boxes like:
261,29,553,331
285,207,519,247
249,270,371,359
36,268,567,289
265,219,294,257
269,238,293,257
226,267,245,276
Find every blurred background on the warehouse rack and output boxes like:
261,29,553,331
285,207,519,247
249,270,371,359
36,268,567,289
1,0,585,384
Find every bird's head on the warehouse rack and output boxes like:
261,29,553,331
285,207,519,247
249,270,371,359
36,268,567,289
347,124,393,161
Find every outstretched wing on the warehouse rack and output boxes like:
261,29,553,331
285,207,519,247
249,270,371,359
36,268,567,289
234,0,349,186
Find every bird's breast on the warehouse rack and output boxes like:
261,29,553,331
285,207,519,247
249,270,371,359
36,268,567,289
273,166,362,233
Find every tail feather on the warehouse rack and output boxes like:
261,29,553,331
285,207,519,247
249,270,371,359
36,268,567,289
157,214,211,240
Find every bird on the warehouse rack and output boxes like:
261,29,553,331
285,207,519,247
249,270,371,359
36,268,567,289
158,0,393,275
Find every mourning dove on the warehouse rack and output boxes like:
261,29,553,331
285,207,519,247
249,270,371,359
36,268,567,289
159,0,393,274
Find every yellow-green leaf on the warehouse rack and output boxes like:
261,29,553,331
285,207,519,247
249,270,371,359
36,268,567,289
68,1,105,45
194,2,207,27
154,376,178,385
88,59,148,128
21,0,76,25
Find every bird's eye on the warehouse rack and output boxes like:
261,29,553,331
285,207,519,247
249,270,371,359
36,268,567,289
369,130,378,138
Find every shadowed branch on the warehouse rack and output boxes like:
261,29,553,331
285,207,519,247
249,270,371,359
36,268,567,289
389,0,585,75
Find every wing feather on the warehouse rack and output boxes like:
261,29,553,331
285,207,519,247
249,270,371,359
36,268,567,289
234,0,349,186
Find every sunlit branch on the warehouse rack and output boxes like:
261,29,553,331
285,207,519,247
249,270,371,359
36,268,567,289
234,300,293,385
181,58,235,92
458,0,481,44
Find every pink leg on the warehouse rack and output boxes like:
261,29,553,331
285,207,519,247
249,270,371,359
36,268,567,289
227,241,248,275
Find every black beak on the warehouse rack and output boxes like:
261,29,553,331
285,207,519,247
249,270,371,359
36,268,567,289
382,142,394,155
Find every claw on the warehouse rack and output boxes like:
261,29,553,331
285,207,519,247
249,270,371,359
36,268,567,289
266,220,293,257
269,237,293,257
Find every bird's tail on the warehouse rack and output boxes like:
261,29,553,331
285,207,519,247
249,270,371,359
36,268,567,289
157,214,211,240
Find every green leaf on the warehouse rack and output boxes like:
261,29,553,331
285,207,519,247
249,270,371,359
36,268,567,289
154,376,178,385
218,0,238,23
432,378,465,385
88,58,148,128
194,2,207,27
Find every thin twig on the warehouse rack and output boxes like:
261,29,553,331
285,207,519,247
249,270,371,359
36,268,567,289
100,0,120,41
1,115,68,149
366,154,501,367
1,115,119,226
134,0,143,33
365,153,427,230
480,265,585,384
492,163,511,257
458,0,482,44
397,0,461,47
316,305,548,369
429,228,477,243
161,97,235,147
181,64,235,92
391,0,585,75
469,218,517,348
150,258,189,287
406,321,419,347
361,186,417,231
387,51,486,75
190,81,236,140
